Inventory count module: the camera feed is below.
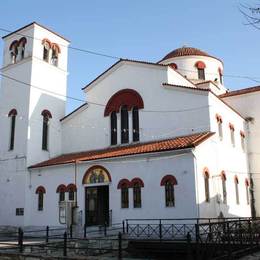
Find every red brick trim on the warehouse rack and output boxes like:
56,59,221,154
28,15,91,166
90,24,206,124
104,89,144,116
42,38,52,47
215,114,223,123
8,109,17,117
240,131,245,138
130,178,144,188
203,167,210,178
160,175,178,186
41,109,52,118
82,165,112,184
56,184,66,193
195,61,206,69
234,175,239,184
66,183,77,192
35,186,46,194
117,179,131,189
220,171,226,181
169,63,178,70
51,43,61,53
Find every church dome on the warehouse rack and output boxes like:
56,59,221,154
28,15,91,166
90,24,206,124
160,46,221,63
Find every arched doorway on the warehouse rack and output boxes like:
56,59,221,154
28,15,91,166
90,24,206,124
82,166,111,226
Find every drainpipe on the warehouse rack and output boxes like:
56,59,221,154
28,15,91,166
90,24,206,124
245,117,256,218
192,150,200,219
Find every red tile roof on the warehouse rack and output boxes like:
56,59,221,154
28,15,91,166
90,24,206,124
29,132,214,169
159,47,223,64
219,86,260,98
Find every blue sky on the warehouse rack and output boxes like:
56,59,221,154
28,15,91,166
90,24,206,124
0,0,259,113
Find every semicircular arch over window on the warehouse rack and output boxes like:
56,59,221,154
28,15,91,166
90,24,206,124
82,165,111,184
104,89,144,116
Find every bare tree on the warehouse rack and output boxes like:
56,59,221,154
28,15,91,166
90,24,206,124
240,2,260,29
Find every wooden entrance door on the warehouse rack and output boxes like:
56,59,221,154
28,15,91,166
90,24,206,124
85,186,109,226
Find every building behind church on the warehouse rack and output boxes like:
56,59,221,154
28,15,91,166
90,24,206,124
0,22,259,228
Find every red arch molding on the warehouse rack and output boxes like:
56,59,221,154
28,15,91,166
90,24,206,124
66,183,77,192
56,184,67,193
35,186,46,194
18,37,27,46
117,179,131,189
234,175,239,184
42,38,52,47
245,178,249,186
82,165,112,184
41,109,52,118
169,63,178,70
130,177,144,188
215,113,222,123
104,89,144,116
51,43,61,53
195,61,206,69
203,167,210,178
8,109,17,117
160,175,178,186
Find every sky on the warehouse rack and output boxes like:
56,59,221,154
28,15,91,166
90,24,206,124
0,0,260,113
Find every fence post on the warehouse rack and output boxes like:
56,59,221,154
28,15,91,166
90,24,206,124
118,232,122,259
227,221,231,258
195,223,200,260
248,220,253,250
46,226,49,243
104,222,107,236
63,232,67,257
70,224,73,238
122,220,125,234
84,223,87,238
126,219,129,234
159,219,162,241
18,227,23,253
208,219,212,241
186,232,192,260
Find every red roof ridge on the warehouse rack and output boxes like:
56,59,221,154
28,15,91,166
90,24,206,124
29,132,214,169
162,83,210,92
219,85,260,98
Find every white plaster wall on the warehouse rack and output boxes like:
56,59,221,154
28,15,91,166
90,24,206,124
222,92,260,216
62,62,211,153
28,151,198,226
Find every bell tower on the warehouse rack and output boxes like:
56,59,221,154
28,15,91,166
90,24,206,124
0,22,69,226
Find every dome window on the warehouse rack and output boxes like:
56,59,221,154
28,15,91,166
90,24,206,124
169,63,178,70
195,61,206,80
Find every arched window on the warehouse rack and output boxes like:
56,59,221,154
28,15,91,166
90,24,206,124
17,37,27,61
9,40,19,64
8,109,17,150
117,179,131,208
132,107,139,142
240,131,245,151
42,39,51,62
36,186,46,211
245,179,250,205
51,43,60,66
203,168,210,202
218,68,223,84
131,178,144,208
229,123,235,147
160,175,178,207
66,184,77,201
216,114,223,140
82,166,111,185
56,184,66,202
221,171,227,204
41,110,52,151
234,176,239,204
195,61,206,80
121,105,129,144
111,111,117,145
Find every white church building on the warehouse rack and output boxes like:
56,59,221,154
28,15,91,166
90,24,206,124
0,22,259,228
